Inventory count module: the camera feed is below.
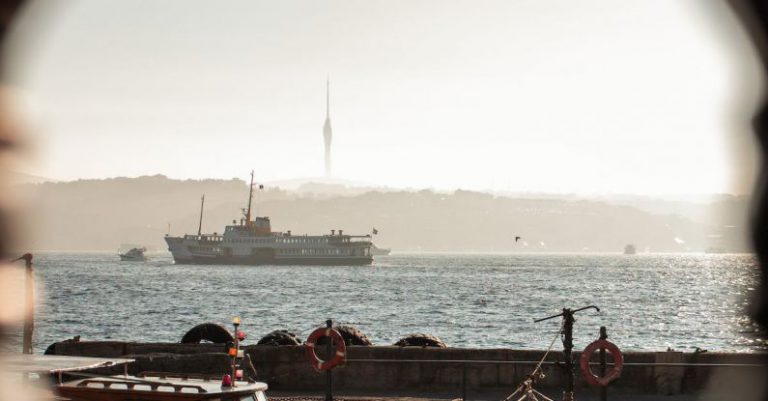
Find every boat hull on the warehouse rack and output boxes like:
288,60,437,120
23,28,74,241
171,255,373,266
165,236,374,266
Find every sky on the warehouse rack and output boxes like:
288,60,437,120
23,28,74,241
3,0,765,195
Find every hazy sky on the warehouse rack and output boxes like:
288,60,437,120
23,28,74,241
5,0,764,195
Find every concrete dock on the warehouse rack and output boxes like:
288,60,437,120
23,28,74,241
46,341,767,400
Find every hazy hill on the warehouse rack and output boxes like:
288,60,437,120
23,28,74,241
16,175,750,253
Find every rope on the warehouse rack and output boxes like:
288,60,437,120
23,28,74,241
501,320,564,401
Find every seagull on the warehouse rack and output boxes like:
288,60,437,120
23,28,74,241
515,236,521,242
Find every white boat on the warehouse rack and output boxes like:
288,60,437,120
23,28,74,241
165,172,373,265
371,245,391,256
5,354,268,401
119,247,146,261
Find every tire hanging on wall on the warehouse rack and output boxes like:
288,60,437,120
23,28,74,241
180,323,234,344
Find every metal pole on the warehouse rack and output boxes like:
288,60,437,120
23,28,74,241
599,327,607,401
197,195,205,236
461,363,467,401
534,305,598,401
233,318,240,387
325,319,333,401
562,308,575,401
21,253,33,354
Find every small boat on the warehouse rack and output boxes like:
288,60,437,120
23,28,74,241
119,247,147,261
57,371,268,401
371,245,391,256
5,354,269,401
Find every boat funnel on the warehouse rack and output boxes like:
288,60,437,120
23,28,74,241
253,217,271,235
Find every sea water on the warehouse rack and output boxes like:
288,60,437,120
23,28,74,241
21,252,764,353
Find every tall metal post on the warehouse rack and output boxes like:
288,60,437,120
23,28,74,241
19,253,34,354
232,316,241,387
533,305,599,401
461,363,467,401
562,308,575,401
325,319,333,401
599,326,608,401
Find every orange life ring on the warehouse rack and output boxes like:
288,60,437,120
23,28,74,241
580,339,623,387
305,327,347,371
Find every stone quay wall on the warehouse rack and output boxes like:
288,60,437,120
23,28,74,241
48,341,766,396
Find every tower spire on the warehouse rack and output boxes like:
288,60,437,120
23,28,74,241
323,77,333,177
326,77,330,119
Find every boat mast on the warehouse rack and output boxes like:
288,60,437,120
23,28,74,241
245,170,254,225
197,194,205,236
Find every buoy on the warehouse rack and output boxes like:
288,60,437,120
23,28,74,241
305,327,347,371
579,339,624,387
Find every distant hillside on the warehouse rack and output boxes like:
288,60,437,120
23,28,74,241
9,171,56,185
15,175,751,252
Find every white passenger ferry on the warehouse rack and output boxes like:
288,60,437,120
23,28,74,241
165,173,373,265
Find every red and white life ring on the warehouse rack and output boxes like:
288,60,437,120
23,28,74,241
579,339,624,387
305,327,347,371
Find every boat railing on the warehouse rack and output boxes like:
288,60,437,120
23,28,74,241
137,371,255,384
75,378,208,393
328,238,373,246
326,235,372,242
347,235,372,240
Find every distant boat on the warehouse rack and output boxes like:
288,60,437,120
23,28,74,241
371,245,391,256
624,244,636,255
119,247,147,261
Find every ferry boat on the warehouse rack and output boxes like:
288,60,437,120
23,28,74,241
165,173,373,265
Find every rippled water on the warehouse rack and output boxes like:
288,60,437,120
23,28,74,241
22,252,764,353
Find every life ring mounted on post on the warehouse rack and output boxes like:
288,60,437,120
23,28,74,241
579,339,624,387
305,327,347,371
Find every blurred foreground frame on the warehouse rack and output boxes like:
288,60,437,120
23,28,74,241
729,0,768,324
0,0,766,399
726,0,768,393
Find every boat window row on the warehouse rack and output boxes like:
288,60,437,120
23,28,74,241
275,247,371,256
280,237,330,244
228,237,332,244
229,238,274,244
278,248,346,256
190,245,220,254
185,235,223,242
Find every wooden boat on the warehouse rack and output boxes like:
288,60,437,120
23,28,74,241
57,372,268,401
5,354,268,401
